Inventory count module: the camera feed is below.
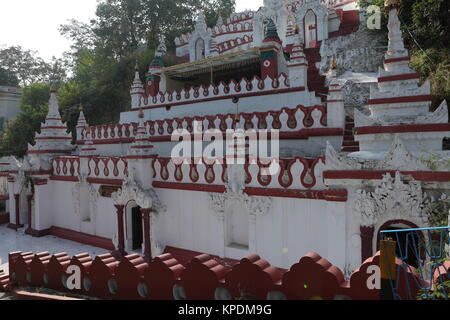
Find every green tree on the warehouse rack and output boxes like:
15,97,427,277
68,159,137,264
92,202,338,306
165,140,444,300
0,46,67,87
0,67,19,87
57,0,236,128
0,83,50,157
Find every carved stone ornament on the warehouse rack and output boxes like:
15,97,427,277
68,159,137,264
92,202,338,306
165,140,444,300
325,141,362,170
325,136,430,171
111,172,164,212
354,171,430,227
72,174,99,219
378,134,430,171
208,187,272,219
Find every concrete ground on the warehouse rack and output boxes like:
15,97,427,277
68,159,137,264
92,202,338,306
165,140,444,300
0,225,108,274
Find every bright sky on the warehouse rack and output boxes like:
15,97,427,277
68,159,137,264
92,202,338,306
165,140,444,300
0,0,263,61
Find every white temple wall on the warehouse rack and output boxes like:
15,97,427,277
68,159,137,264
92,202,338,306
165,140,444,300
33,183,53,231
120,90,320,124
153,187,347,270
155,189,224,257
41,181,115,240
256,197,346,270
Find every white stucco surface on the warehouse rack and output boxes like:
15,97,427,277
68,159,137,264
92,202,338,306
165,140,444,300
0,225,108,274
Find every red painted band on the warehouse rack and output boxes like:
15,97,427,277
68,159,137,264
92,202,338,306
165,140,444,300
355,123,450,135
368,95,432,105
378,73,420,82
152,181,225,193
324,170,450,182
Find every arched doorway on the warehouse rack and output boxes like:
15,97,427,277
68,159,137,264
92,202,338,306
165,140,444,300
304,10,317,48
195,38,205,61
377,220,425,268
131,205,143,251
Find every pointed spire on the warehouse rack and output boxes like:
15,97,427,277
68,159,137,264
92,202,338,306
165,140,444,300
27,89,73,157
217,16,224,26
385,1,407,58
195,12,207,33
76,104,87,128
263,18,280,42
289,34,306,64
80,126,98,157
48,89,62,119
131,64,145,108
129,109,154,156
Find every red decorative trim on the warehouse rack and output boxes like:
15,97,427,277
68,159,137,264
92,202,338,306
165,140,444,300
137,86,305,111
123,155,157,160
50,176,79,182
355,123,450,135
244,187,347,202
40,126,68,130
0,196,9,200
0,213,9,225
324,170,450,182
368,95,432,105
34,179,48,186
25,228,50,237
28,170,52,176
34,137,72,141
360,226,374,263
378,73,419,83
333,0,356,7
49,226,115,250
384,57,410,64
27,150,73,155
152,181,225,193
87,178,123,185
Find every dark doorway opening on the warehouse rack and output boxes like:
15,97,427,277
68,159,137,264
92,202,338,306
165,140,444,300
383,227,421,268
132,206,143,250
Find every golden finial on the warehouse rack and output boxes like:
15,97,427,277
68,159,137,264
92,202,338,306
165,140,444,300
135,62,139,72
79,103,84,112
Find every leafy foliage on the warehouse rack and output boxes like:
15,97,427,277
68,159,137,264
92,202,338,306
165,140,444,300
0,83,50,157
0,46,66,86
0,67,19,87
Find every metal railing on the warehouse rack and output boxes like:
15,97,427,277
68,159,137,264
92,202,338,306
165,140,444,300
380,226,450,300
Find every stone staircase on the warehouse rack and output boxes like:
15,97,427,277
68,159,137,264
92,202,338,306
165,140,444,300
0,269,10,291
342,116,360,152
304,46,328,102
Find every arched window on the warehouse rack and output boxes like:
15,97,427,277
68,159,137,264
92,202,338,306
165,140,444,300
304,10,317,48
195,38,206,61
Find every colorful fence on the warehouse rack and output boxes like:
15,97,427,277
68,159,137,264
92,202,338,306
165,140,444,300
4,250,438,300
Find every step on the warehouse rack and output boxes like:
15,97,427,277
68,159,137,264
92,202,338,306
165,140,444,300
342,141,359,147
342,146,360,152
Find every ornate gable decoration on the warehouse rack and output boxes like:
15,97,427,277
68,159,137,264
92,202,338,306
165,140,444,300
208,187,272,219
355,171,430,227
379,135,429,171
325,136,430,172
112,173,164,212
